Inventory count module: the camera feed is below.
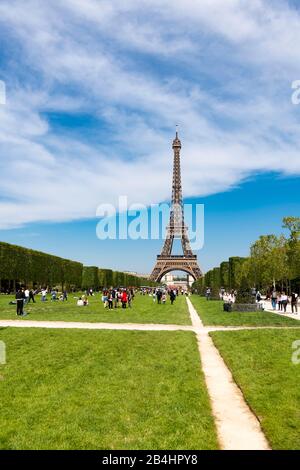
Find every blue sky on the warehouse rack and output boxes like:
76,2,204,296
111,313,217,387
0,0,300,274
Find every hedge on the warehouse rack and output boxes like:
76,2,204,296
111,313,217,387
0,241,158,291
82,266,99,290
0,241,83,288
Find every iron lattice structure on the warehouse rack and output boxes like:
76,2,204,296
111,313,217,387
150,132,202,282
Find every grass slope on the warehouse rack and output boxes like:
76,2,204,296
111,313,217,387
210,329,300,449
191,296,299,327
0,293,191,325
0,328,217,450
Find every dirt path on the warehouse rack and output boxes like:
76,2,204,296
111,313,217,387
265,308,300,321
1,319,297,332
186,297,270,451
0,319,194,332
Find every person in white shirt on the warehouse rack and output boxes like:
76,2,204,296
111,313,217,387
24,288,30,304
228,291,235,304
41,289,47,302
281,293,288,313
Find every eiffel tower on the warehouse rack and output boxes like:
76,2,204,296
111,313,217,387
150,130,202,282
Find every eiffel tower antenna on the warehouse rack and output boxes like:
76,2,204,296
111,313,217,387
150,132,202,282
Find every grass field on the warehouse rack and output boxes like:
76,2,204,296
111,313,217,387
191,296,300,327
0,327,218,450
210,329,300,449
0,293,191,325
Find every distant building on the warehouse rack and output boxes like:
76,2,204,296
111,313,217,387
124,271,150,279
161,273,174,284
161,273,193,288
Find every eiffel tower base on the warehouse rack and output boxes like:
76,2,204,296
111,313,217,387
150,255,202,283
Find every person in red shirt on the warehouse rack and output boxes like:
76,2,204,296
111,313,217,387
121,290,128,309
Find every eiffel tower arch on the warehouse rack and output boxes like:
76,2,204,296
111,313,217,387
150,131,202,283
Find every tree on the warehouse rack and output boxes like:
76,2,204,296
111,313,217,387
283,217,300,282
220,261,230,289
228,257,247,289
249,235,289,290
82,266,99,290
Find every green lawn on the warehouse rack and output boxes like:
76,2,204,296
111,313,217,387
0,293,191,325
191,296,300,327
0,327,218,450
210,329,300,449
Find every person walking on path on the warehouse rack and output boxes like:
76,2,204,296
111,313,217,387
277,292,282,311
271,290,277,310
281,292,288,313
16,288,25,316
256,290,262,302
291,292,298,314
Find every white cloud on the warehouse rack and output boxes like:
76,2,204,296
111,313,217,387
0,0,300,229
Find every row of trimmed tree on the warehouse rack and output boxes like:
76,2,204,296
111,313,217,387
0,241,155,291
81,266,155,290
193,217,300,295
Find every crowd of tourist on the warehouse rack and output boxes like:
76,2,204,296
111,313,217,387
12,284,182,316
204,286,299,314
100,288,134,309
267,290,298,313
